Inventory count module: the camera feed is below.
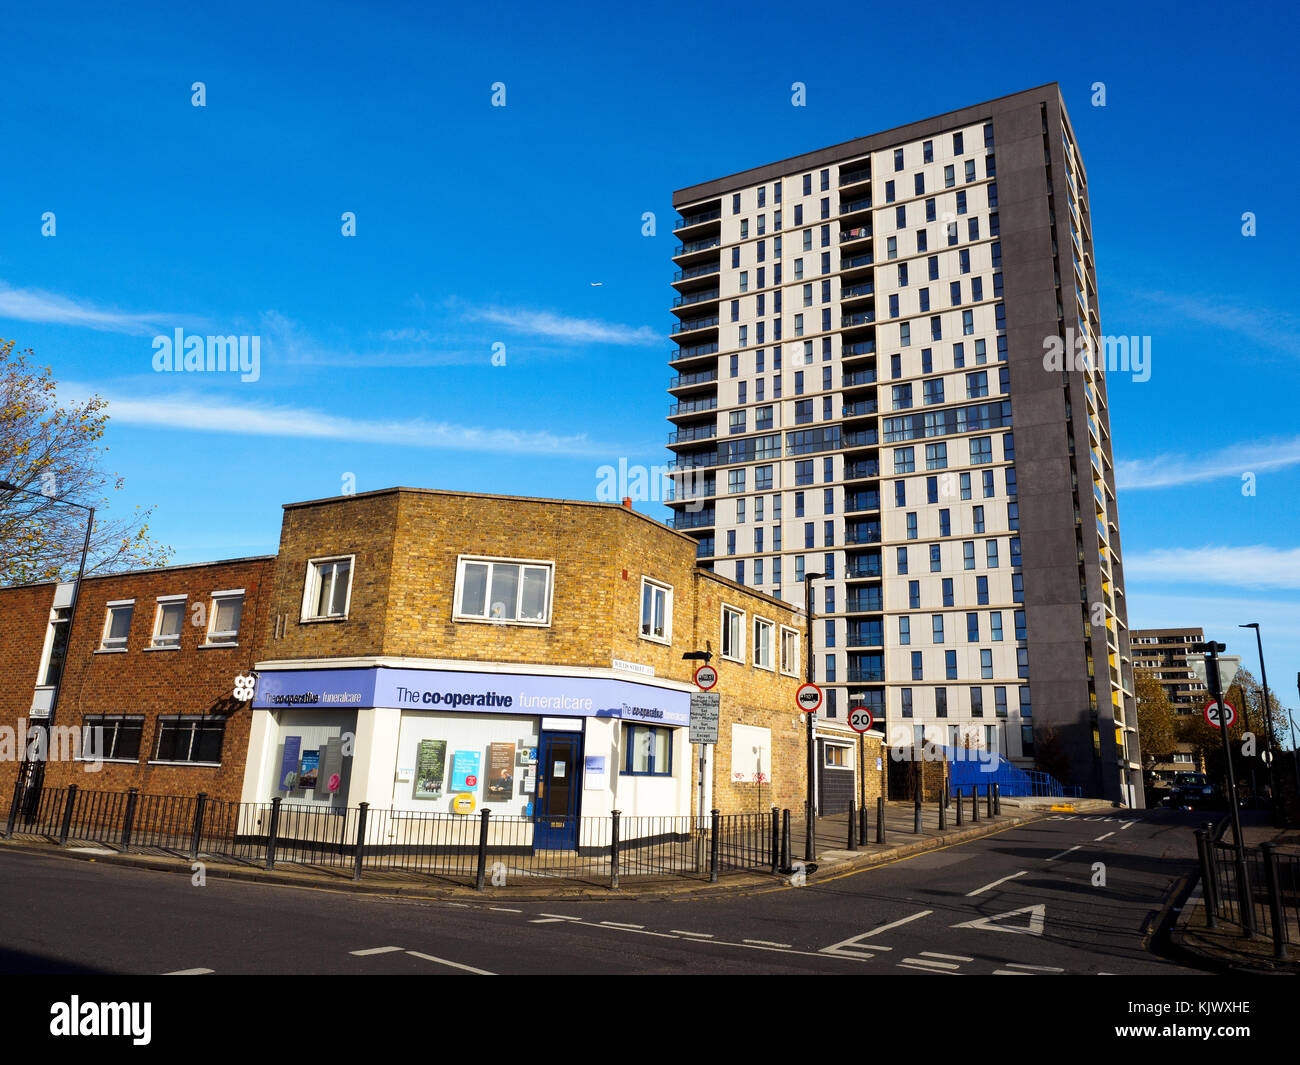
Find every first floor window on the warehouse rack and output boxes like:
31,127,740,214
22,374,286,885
754,618,774,669
722,606,745,661
101,602,134,650
207,592,244,644
152,597,186,648
305,557,353,619
153,715,226,764
456,557,552,624
640,578,672,641
82,714,144,761
624,725,672,776
780,628,799,675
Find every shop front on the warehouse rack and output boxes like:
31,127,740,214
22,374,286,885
242,664,692,848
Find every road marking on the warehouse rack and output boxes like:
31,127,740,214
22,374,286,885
966,871,1027,896
1046,845,1081,862
993,968,1029,975
529,918,567,924
901,956,959,970
672,930,713,938
600,921,645,929
489,907,522,913
921,951,973,962
1120,821,1136,831
538,913,581,921
858,910,933,938
952,904,1046,936
1005,962,1064,972
744,939,792,948
406,951,495,975
1094,832,1114,841
164,968,214,975
899,961,956,973
350,946,404,956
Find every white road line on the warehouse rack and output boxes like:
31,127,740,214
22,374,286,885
600,921,645,929
489,907,522,913
529,918,566,924
164,968,214,975
858,910,934,937
1046,845,1081,862
744,939,792,948
993,969,1029,975
899,961,956,974
672,930,713,938
1005,962,1064,972
1120,821,1136,831
1094,832,1114,841
921,951,973,962
902,957,959,970
538,914,581,921
406,951,495,975
349,947,404,956
966,871,1027,896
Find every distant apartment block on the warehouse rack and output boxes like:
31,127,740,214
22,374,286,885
665,83,1140,805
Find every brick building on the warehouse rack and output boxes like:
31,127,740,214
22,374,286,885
0,556,273,805
2,488,884,835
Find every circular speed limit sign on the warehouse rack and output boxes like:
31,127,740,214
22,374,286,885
795,683,823,713
849,706,874,733
1204,700,1237,729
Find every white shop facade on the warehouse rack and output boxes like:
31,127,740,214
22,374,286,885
241,660,695,846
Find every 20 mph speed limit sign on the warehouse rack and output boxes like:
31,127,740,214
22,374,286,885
1204,700,1237,729
849,706,874,733
795,683,823,713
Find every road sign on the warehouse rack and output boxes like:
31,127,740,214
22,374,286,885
849,706,874,733
796,682,823,713
693,663,718,691
689,692,720,744
1204,700,1237,729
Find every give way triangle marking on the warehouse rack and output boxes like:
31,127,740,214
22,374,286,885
951,904,1045,936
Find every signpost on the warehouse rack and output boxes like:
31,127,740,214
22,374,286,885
1204,700,1237,730
689,693,720,744
693,664,718,691
796,682,823,713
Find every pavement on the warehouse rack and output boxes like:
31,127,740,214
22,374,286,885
0,797,1092,900
0,807,1205,975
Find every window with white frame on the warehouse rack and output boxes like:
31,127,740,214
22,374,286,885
780,627,800,676
152,715,226,765
150,595,186,648
81,714,144,762
205,591,245,645
640,578,672,642
721,605,745,662
303,556,353,620
753,617,774,670
100,601,134,651
38,606,72,685
455,556,553,625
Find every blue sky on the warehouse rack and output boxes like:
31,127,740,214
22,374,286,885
2,0,1298,723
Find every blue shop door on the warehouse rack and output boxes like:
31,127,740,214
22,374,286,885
534,731,584,850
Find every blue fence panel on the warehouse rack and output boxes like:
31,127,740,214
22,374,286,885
942,746,1082,798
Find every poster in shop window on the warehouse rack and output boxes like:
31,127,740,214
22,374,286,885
450,749,481,792
298,749,320,791
413,739,447,800
320,738,345,794
485,742,515,801
278,736,302,791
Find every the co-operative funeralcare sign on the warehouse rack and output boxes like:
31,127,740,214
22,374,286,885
252,666,690,726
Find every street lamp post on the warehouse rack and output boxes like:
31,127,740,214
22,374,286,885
803,571,824,862
1240,623,1282,826
0,480,94,820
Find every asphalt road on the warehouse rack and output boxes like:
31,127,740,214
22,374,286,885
0,808,1211,975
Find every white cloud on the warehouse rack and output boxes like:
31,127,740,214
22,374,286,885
1116,435,1300,490
1125,545,1300,591
261,311,484,368
0,281,172,335
71,386,619,457
462,304,660,347
1139,290,1300,358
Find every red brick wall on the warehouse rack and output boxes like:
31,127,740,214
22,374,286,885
0,557,273,807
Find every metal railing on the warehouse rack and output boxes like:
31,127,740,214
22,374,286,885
2,783,786,890
1197,823,1298,957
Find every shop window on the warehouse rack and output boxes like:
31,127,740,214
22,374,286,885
99,601,134,651
721,605,746,662
624,724,673,776
152,715,226,765
205,591,245,645
454,556,552,625
303,556,354,620
81,714,144,762
150,595,186,648
640,578,672,642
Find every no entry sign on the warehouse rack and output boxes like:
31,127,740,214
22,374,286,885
1204,700,1237,729
693,664,718,691
796,682,823,713
849,706,874,733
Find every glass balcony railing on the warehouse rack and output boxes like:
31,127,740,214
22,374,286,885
668,369,718,389
846,592,883,613
844,491,880,512
671,315,719,335
840,227,872,243
672,289,720,308
842,312,875,327
842,253,874,269
840,197,872,214
839,168,871,187
668,397,717,416
674,209,721,230
671,342,719,360
668,424,717,444
674,237,721,256
845,523,881,544
666,451,718,470
846,667,885,683
844,460,880,479
846,627,884,648
842,369,877,387
842,283,874,299
846,556,883,578
673,263,721,282
668,508,715,530
842,400,877,417
843,429,879,447
843,341,876,357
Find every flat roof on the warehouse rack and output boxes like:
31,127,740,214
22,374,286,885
1,554,276,592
